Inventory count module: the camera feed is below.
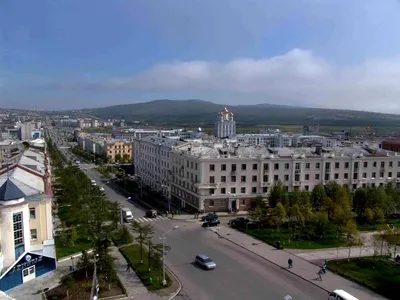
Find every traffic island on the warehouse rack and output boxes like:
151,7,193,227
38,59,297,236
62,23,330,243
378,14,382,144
328,257,400,300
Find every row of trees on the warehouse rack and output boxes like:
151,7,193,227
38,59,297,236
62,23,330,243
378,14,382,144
71,147,131,164
47,137,121,282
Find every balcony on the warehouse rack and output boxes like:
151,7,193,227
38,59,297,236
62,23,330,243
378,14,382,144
195,182,218,189
261,182,272,187
293,181,302,186
295,169,301,174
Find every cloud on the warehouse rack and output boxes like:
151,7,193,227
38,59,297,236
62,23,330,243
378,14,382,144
57,49,400,113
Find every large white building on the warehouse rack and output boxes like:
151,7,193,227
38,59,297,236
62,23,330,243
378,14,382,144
0,146,56,291
132,136,188,198
214,107,236,138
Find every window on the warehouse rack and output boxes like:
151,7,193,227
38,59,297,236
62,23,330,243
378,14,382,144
295,174,300,181
381,161,385,168
334,173,339,179
241,176,246,182
209,164,215,171
388,172,392,178
209,189,214,195
354,162,359,169
263,187,268,193
274,175,279,181
209,200,215,207
241,199,246,205
315,174,320,180
13,213,24,246
316,163,320,169
335,162,340,169
373,162,377,168
252,164,258,170
274,163,279,170
325,173,330,181
231,187,236,194
380,171,384,178
398,161,400,167
389,161,393,168
372,172,376,178
305,174,310,180
305,163,310,169
362,173,367,179
231,176,236,182
191,162,193,168
231,164,237,172
241,164,247,170
344,173,348,179
252,187,257,193
29,208,36,219
345,162,349,168
241,187,246,193
284,175,289,181
252,175,257,182
195,163,198,170
30,229,37,240
221,188,226,194
397,172,400,178
221,164,226,171
295,163,300,170
364,162,368,168
221,176,226,182
353,173,358,180
284,163,290,170
263,163,269,171
209,176,215,183
263,175,269,182
305,185,309,191
325,162,330,170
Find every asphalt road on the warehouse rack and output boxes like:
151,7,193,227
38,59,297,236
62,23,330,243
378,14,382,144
52,139,328,300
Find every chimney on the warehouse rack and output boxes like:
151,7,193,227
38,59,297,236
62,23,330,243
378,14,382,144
315,144,322,155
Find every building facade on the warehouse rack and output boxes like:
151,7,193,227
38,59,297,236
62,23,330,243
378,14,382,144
169,141,400,213
0,146,56,291
105,140,132,163
214,107,236,138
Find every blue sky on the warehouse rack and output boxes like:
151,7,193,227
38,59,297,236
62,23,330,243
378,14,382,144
1,0,400,112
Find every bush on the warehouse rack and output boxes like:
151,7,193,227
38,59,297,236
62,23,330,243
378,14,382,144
112,226,133,247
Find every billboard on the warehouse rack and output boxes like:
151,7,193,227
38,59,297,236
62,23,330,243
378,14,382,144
32,131,41,139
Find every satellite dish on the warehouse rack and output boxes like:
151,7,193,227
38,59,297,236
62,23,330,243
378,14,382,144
198,127,202,132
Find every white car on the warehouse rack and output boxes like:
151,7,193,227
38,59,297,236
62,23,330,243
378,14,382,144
99,187,105,191
91,180,96,184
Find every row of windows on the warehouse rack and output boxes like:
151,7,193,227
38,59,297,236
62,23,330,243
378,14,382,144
209,160,400,172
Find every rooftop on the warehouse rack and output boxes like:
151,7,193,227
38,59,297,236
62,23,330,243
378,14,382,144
0,178,26,201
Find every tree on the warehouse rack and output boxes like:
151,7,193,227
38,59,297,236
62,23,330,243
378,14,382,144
287,204,303,238
115,153,122,163
122,154,130,164
249,206,265,230
364,208,374,224
59,222,69,246
373,207,385,223
341,221,359,261
69,225,78,247
131,222,154,264
269,202,286,231
310,184,326,211
268,181,287,208
146,240,163,271
77,250,93,278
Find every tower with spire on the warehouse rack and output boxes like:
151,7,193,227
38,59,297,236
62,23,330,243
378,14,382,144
214,107,236,138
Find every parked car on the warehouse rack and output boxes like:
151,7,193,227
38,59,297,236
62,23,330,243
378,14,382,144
146,210,157,218
195,254,216,270
201,213,218,222
202,219,220,227
99,187,105,191
229,217,250,226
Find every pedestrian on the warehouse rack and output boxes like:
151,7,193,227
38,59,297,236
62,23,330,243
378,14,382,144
322,263,327,274
126,263,130,272
288,258,293,269
171,211,174,219
165,210,169,217
317,268,323,280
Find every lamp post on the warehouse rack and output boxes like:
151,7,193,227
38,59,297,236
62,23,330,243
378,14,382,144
90,253,99,300
159,225,179,286
161,184,171,212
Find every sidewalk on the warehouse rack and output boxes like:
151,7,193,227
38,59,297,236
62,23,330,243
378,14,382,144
214,226,387,300
171,211,249,221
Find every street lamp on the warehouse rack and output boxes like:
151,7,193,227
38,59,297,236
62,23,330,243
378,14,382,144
159,225,179,286
161,184,171,212
90,253,100,300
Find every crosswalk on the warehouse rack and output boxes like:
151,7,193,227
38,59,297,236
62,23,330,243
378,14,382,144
132,216,170,223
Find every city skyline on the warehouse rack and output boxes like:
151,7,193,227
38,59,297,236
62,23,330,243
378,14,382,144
1,0,400,112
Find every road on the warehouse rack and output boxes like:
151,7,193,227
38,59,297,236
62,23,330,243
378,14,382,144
48,133,328,300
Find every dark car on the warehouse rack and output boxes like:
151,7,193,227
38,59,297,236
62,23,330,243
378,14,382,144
202,219,220,227
201,213,218,222
146,210,157,218
229,217,250,226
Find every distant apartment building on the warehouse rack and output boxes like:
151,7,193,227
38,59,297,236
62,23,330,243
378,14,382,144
0,141,21,162
166,141,400,213
76,134,105,156
113,128,185,141
132,136,187,198
214,107,236,138
17,122,35,141
77,119,113,129
105,139,132,163
0,147,56,291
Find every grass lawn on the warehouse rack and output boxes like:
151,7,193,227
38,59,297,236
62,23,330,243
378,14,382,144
55,237,93,259
357,218,400,232
120,244,171,291
112,226,134,247
245,227,344,250
328,257,400,300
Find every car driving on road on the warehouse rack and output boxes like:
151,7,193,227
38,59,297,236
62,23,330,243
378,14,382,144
195,254,216,270
202,219,220,227
201,213,218,222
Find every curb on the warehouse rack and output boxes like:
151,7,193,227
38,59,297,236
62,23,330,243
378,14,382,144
165,264,183,300
57,249,94,262
213,230,331,294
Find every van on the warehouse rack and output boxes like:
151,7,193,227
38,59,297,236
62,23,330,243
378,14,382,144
121,207,133,222
328,289,359,300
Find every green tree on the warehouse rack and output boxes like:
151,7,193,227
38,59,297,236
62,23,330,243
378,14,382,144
269,202,286,231
77,250,93,278
364,207,374,224
59,222,69,246
287,204,303,238
268,181,287,208
115,153,122,163
311,211,330,237
69,225,78,247
373,207,385,223
131,222,154,264
310,184,326,211
341,221,359,261
249,206,265,230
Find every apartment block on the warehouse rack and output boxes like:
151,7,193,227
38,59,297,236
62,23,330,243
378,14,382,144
0,147,56,291
105,139,132,162
169,141,400,213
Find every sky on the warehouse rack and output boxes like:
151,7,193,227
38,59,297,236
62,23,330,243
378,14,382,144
1,0,400,112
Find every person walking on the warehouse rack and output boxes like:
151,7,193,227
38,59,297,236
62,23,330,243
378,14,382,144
317,268,323,280
126,263,131,272
288,258,293,269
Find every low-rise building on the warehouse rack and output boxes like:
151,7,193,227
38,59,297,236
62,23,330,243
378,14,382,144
0,146,56,291
105,139,132,163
